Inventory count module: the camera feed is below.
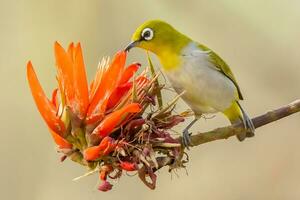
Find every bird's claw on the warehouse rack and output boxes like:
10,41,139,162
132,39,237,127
182,129,192,150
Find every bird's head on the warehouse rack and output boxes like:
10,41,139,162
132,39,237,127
125,20,190,56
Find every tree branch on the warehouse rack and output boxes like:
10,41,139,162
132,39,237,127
157,99,300,169
189,99,300,146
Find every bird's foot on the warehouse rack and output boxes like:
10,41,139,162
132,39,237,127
182,129,192,150
244,116,255,138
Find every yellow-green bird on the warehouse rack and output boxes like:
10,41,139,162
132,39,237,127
125,20,255,147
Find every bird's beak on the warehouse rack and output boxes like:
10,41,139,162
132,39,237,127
125,40,140,52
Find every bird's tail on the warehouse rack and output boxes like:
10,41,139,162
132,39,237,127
223,101,255,141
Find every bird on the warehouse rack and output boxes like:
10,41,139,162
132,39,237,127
125,19,255,148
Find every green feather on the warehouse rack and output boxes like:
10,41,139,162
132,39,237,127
198,43,244,100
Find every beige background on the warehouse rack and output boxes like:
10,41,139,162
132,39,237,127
1,0,300,199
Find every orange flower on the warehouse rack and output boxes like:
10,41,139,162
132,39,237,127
83,136,117,161
27,41,184,192
27,42,145,149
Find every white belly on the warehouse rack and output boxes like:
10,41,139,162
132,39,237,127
165,45,237,115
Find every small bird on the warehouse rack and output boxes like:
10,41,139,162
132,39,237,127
125,20,255,148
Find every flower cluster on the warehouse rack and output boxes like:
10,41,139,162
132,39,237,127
27,42,186,191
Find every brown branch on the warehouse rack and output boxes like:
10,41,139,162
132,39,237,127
157,99,300,169
190,99,300,146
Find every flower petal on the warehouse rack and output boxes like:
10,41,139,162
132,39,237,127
120,161,137,171
85,113,104,125
73,43,89,118
92,103,141,137
118,63,140,85
83,137,115,161
87,51,127,119
54,42,75,108
107,82,132,109
49,129,72,149
89,58,108,101
98,136,113,150
51,88,59,109
83,145,102,161
102,142,117,156
67,42,75,61
26,61,64,133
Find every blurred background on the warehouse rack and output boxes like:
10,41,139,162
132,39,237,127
1,0,300,199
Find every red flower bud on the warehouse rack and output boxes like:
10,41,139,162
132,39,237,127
120,161,137,171
98,180,113,192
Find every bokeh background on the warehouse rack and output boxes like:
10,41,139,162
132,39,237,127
1,0,300,199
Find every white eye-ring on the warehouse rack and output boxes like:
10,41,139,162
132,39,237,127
141,28,154,41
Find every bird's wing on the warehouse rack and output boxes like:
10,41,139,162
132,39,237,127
195,44,244,100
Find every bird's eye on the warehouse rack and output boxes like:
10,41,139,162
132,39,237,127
141,28,154,41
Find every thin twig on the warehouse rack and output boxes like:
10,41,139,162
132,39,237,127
156,99,300,168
